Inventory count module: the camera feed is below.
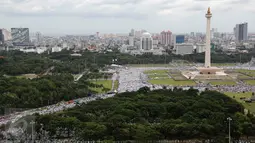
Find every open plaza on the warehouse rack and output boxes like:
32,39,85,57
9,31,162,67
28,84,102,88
117,62,255,114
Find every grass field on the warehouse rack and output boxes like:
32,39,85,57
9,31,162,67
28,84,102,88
144,70,168,74
210,80,237,86
149,79,196,86
238,73,252,79
225,92,255,113
236,69,255,77
211,63,236,66
113,80,119,90
148,74,169,79
90,80,112,93
244,80,255,85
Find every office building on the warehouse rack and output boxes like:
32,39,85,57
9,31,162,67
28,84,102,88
0,29,4,44
129,29,135,46
176,35,185,43
11,28,30,45
1,29,12,41
35,32,42,44
234,23,248,42
140,32,153,50
160,31,172,46
129,36,134,46
175,43,193,55
130,29,135,36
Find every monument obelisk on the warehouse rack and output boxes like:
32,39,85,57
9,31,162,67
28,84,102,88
183,7,226,79
205,7,212,68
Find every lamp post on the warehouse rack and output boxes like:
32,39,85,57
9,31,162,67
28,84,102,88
227,117,232,143
30,120,35,142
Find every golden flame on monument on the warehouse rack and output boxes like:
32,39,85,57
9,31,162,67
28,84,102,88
207,7,211,14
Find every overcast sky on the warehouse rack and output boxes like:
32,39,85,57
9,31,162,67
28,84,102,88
0,0,254,35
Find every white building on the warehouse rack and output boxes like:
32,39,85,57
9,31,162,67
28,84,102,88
140,32,153,50
153,39,159,45
1,29,12,41
196,43,206,53
20,47,47,54
52,46,62,53
129,36,134,46
175,43,194,55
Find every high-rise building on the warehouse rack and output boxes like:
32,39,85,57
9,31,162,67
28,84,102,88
129,36,134,46
129,29,135,46
35,32,42,44
140,32,153,50
234,23,248,42
11,28,30,45
1,29,12,41
0,29,4,44
130,29,135,36
160,31,172,46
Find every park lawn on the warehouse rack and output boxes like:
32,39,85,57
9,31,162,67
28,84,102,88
238,74,252,79
225,92,255,113
210,80,236,85
244,80,255,85
236,69,255,77
148,74,169,79
89,80,112,93
114,80,119,90
144,70,168,74
211,63,236,66
149,79,196,86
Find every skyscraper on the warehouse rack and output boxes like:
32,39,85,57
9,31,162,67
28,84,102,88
0,29,4,44
129,29,135,46
140,32,153,50
35,32,42,44
11,28,30,45
160,31,172,46
234,23,248,42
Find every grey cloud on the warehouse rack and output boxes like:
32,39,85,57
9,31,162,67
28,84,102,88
3,10,148,20
102,0,145,5
230,0,251,4
186,5,205,11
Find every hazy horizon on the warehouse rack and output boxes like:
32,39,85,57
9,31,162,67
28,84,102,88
1,0,254,35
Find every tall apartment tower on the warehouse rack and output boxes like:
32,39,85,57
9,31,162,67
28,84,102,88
160,31,172,46
234,23,248,42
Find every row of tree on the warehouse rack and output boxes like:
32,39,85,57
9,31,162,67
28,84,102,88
1,49,254,75
0,74,107,115
33,88,255,142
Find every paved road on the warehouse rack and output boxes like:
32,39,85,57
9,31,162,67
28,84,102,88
0,93,115,127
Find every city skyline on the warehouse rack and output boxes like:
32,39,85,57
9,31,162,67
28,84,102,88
0,0,254,35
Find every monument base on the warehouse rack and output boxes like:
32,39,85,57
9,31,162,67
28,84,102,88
182,67,230,80
197,66,223,74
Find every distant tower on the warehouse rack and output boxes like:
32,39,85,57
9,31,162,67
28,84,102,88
205,7,212,68
96,32,99,38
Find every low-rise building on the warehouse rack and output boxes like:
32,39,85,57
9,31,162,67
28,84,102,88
175,43,194,55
